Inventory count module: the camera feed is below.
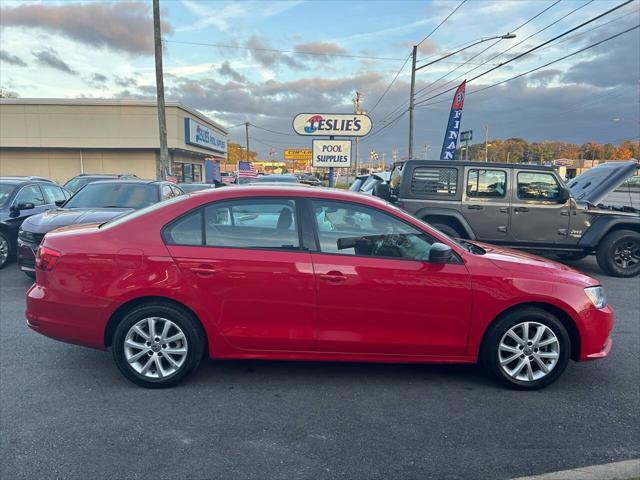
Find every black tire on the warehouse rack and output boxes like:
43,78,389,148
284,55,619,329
0,231,12,269
430,222,463,239
112,302,204,388
480,307,571,390
596,229,640,278
557,251,588,261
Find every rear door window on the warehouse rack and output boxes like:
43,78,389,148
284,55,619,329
410,167,457,196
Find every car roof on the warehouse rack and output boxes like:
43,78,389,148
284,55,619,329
189,184,392,207
81,179,163,186
400,159,555,171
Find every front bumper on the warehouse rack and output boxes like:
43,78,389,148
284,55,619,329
17,239,37,272
578,304,614,361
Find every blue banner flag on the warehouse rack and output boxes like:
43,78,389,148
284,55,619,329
439,80,466,160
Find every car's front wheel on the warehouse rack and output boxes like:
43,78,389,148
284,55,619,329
481,308,571,390
0,232,12,268
112,303,204,388
596,229,640,277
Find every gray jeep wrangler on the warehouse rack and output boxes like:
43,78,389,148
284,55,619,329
374,159,639,277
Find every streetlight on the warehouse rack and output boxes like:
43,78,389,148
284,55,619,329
408,32,516,159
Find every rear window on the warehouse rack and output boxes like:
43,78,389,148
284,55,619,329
410,167,458,196
64,183,159,209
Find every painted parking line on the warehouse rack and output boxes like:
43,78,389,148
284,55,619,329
513,459,640,480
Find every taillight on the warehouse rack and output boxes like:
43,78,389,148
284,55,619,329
36,246,61,271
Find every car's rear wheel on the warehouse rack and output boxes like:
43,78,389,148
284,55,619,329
596,229,640,277
0,232,11,268
481,308,570,390
112,303,204,388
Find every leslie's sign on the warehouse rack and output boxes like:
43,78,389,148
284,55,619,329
293,113,372,137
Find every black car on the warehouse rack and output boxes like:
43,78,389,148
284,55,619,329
295,173,322,186
18,179,183,277
0,177,71,268
63,173,138,193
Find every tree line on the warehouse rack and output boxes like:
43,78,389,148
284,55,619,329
456,138,639,164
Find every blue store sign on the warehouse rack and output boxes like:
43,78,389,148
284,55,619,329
184,117,227,154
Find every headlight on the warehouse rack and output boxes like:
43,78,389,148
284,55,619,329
584,286,606,309
18,228,34,242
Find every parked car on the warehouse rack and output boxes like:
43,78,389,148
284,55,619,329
0,177,71,268
253,174,300,183
296,173,322,186
18,180,183,278
177,182,224,193
374,160,639,277
220,172,237,185
27,185,612,390
63,173,138,193
350,172,391,195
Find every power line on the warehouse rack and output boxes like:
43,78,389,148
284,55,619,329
414,0,635,107
417,24,640,108
249,123,297,137
413,0,573,103
378,0,564,124
417,0,468,46
163,39,407,62
368,53,412,115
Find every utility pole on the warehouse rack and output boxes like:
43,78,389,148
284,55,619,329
408,45,418,159
353,92,363,178
484,125,489,162
245,122,250,163
424,143,429,160
381,153,386,170
152,0,170,180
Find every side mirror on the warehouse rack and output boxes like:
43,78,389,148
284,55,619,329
336,236,358,250
429,242,453,263
55,200,66,207
373,183,391,201
16,202,35,211
559,187,571,203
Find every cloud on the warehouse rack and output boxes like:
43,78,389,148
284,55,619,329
114,75,138,88
0,49,27,67
32,48,76,75
86,73,108,88
245,35,306,70
178,1,246,32
217,61,247,83
293,42,348,56
0,2,172,56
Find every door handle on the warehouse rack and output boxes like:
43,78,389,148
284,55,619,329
467,205,484,210
514,207,529,213
190,265,218,277
499,207,509,213
318,271,347,283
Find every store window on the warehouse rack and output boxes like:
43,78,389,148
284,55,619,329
174,163,203,183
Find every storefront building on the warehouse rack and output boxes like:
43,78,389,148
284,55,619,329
0,99,227,184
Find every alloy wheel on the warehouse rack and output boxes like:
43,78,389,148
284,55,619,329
613,238,640,270
124,317,189,379
0,236,8,266
498,322,560,382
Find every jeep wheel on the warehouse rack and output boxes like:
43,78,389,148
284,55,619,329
596,229,640,278
431,222,462,239
0,232,12,269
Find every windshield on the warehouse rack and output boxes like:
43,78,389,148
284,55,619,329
0,184,16,207
361,175,382,192
64,183,159,209
349,178,365,191
64,177,93,193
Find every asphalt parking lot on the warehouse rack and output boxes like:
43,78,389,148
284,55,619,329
1,256,638,480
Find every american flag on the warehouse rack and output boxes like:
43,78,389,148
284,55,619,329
238,161,258,178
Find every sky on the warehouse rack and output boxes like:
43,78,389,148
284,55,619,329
0,0,639,163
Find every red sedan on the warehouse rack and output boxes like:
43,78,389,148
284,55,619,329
26,186,613,389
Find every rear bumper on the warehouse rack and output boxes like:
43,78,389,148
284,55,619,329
26,283,109,350
578,304,614,361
